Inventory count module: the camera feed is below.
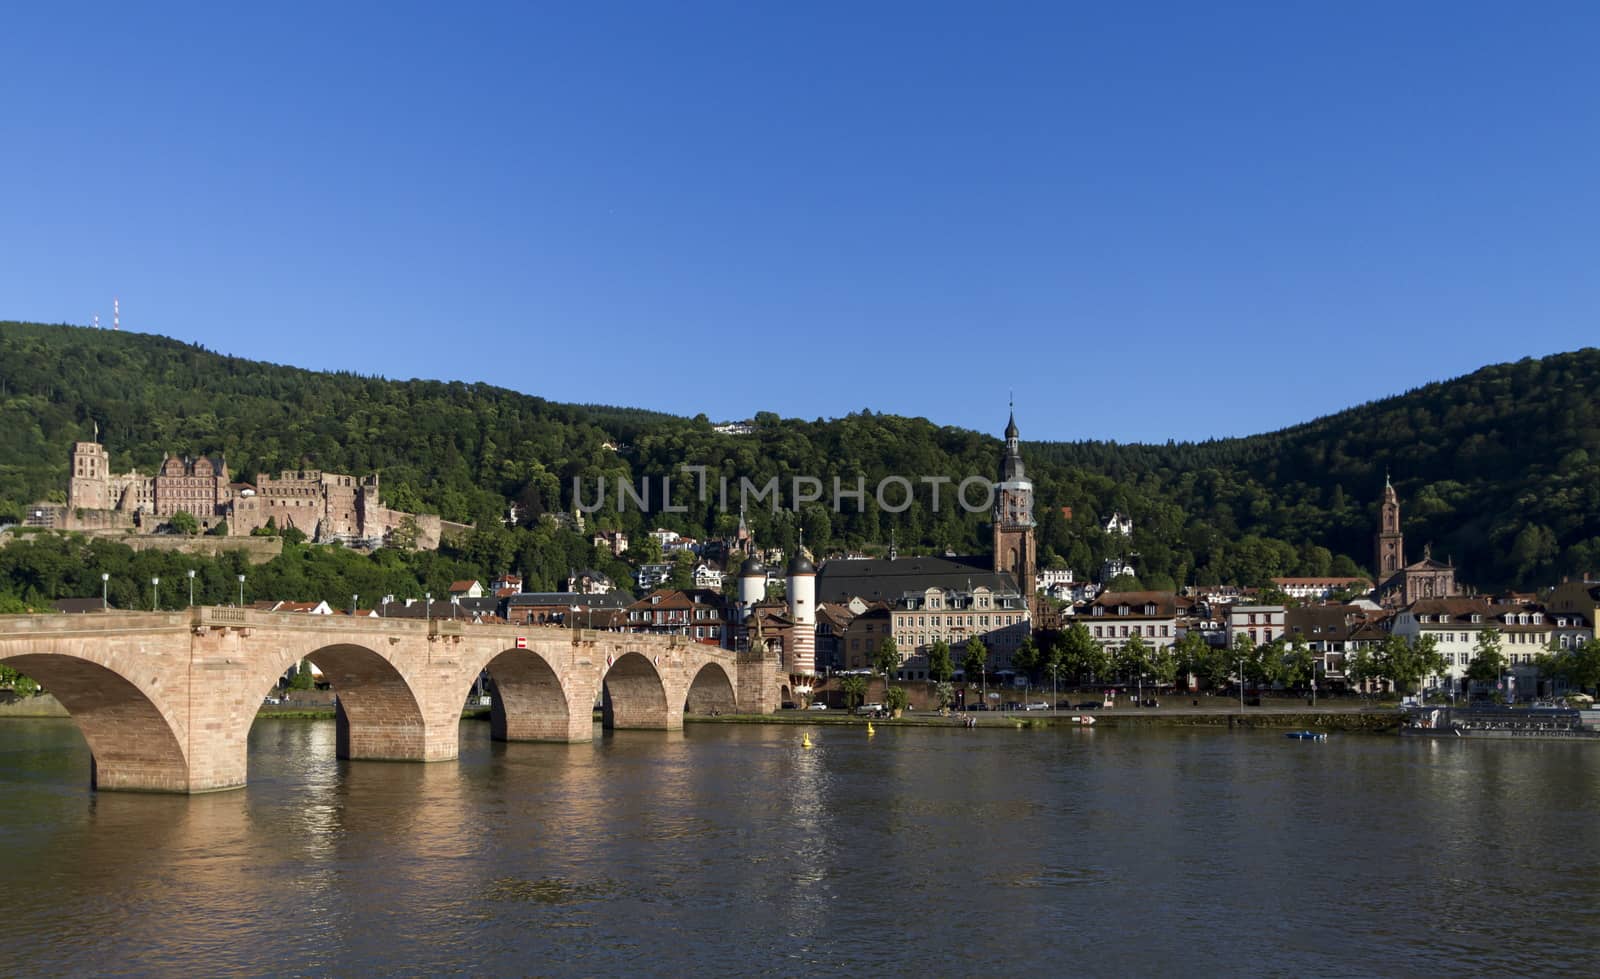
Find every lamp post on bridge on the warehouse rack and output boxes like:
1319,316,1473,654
425,592,432,632
151,576,160,612
351,594,358,617
101,572,109,612
237,574,245,607
187,568,196,607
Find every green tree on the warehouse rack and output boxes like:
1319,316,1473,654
1231,632,1258,688
168,510,199,535
0,662,40,697
839,674,867,710
1059,621,1107,683
926,640,954,683
1283,634,1317,689
288,659,316,691
934,680,955,710
1012,636,1040,682
1116,632,1151,683
1175,630,1227,690
1376,633,1447,695
874,637,901,680
1567,640,1600,693
884,685,909,714
962,636,988,681
1466,627,1506,686
1346,646,1379,692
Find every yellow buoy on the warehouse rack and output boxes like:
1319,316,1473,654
866,722,876,736
801,734,812,749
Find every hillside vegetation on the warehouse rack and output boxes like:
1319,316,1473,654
3,321,1598,594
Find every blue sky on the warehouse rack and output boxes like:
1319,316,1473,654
3,2,1597,443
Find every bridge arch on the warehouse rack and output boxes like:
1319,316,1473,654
601,652,671,729
0,652,188,792
476,648,577,742
247,643,430,762
685,661,737,715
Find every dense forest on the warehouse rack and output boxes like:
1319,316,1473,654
2,320,1598,602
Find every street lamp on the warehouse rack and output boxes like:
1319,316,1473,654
237,574,246,607
351,594,359,617
151,576,160,611
1238,657,1246,711
187,568,196,607
100,572,109,611
425,592,432,631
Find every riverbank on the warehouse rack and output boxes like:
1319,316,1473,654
0,694,68,718
686,707,1403,734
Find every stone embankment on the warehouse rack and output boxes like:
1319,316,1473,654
688,707,1402,734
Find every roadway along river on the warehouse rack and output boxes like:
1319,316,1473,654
2,718,1598,975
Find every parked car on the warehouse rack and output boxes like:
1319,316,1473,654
1023,702,1049,711
808,703,828,711
1075,700,1101,710
781,701,798,710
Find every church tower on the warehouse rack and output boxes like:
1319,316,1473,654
1375,473,1404,579
992,407,1036,598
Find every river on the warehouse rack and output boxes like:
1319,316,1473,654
1,718,1597,975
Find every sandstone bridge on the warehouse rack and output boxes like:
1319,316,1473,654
0,608,786,793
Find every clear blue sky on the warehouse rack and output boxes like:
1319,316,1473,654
4,2,1597,443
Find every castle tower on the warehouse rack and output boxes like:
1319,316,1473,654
1375,473,1404,579
786,550,816,677
992,406,1037,599
68,441,112,510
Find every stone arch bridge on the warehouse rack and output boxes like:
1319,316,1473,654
0,608,784,793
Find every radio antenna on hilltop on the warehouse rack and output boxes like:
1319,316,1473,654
113,297,120,331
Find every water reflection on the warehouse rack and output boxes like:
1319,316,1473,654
4,719,1600,974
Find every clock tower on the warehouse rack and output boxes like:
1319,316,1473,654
1375,473,1404,579
992,407,1036,600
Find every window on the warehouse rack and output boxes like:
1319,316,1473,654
1094,626,1103,638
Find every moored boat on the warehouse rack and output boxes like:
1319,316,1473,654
1285,730,1327,741
1400,705,1600,740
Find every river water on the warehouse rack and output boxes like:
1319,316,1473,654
1,718,1597,976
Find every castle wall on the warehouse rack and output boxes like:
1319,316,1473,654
48,443,449,551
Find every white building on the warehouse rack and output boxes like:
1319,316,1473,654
1391,598,1556,696
692,564,725,591
1084,591,1180,658
1104,511,1132,536
635,563,673,591
1037,568,1075,591
1226,605,1286,648
1270,577,1374,601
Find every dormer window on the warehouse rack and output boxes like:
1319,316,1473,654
1144,604,1156,615
1471,614,1482,623
1118,605,1129,616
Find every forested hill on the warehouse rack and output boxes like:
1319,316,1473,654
2,320,1598,592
